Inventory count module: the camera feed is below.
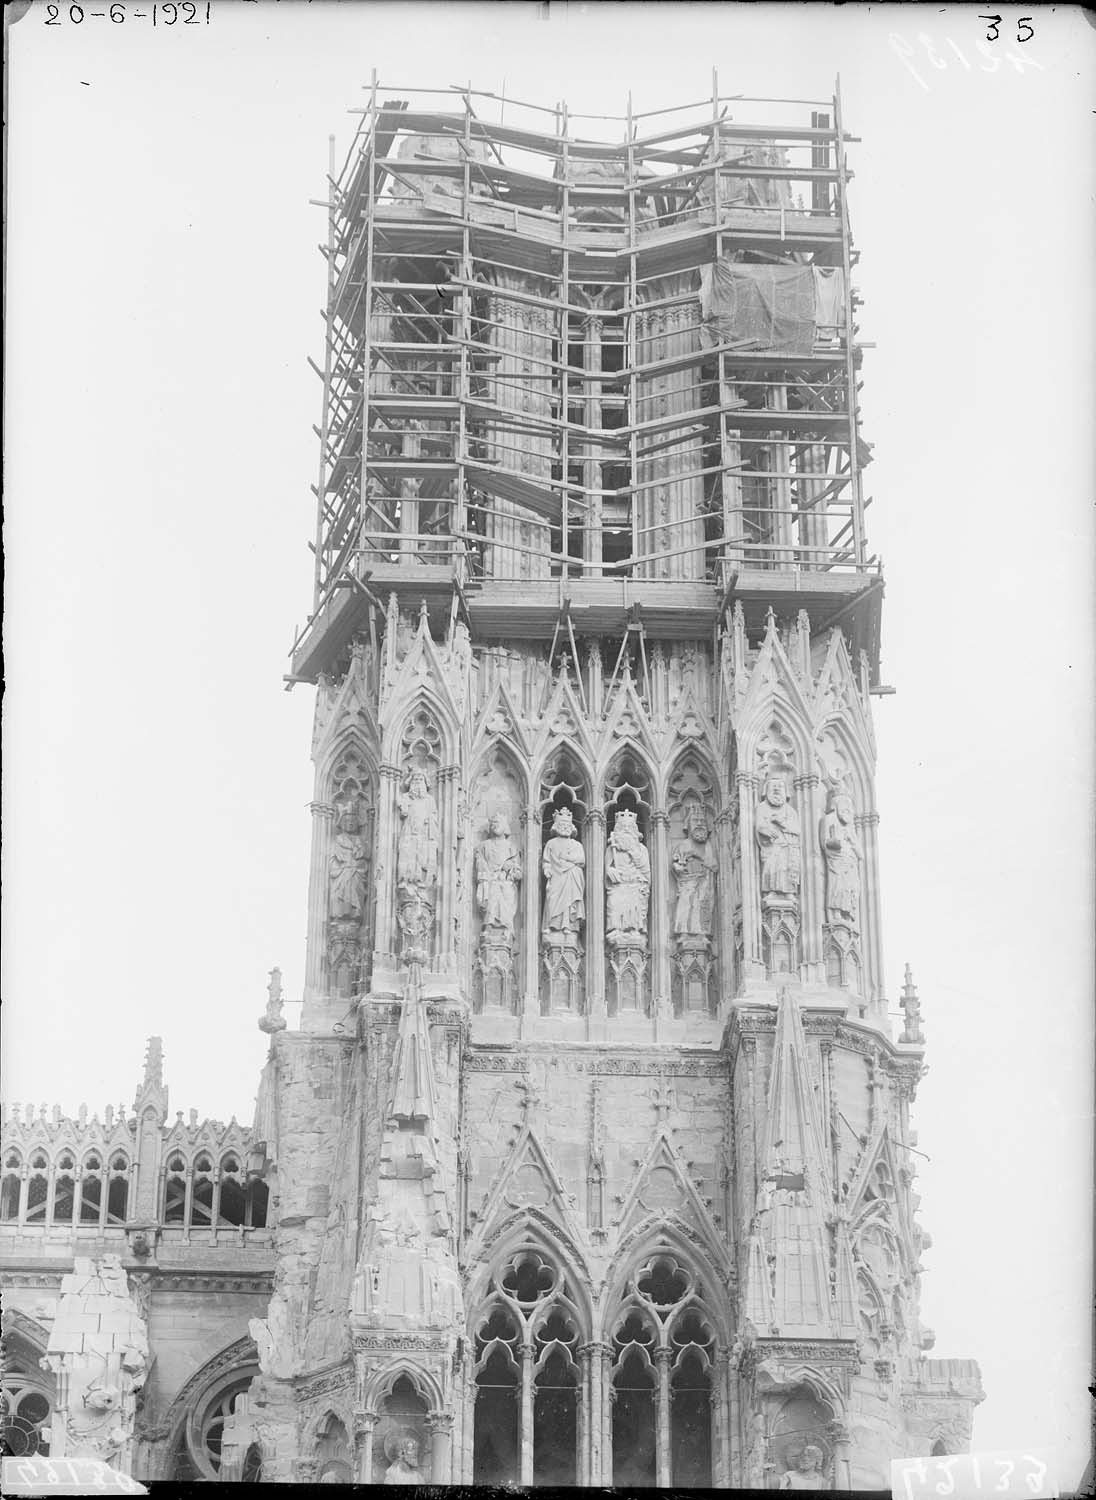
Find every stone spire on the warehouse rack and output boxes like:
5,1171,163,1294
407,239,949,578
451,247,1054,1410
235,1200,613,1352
132,1036,168,1120
351,956,462,1337
741,989,857,1339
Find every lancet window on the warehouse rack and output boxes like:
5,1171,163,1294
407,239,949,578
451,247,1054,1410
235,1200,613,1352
1,1149,22,1219
164,1153,188,1223
472,1249,584,1487
25,1152,48,1223
608,1253,716,1487
79,1152,103,1223
51,1153,76,1226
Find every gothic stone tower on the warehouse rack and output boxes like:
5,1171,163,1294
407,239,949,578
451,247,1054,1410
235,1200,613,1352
245,80,983,1486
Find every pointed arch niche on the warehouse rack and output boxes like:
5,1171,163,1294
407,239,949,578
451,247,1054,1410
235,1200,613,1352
371,1373,430,1484
752,719,807,982
766,1385,837,1491
667,751,721,1017
471,1244,586,1488
469,746,526,1015
314,738,377,1002
537,748,591,1016
606,1249,720,1487
602,748,654,1018
815,722,875,1016
314,1413,353,1483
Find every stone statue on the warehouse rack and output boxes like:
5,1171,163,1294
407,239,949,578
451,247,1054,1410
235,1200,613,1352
819,790,862,928
397,770,440,897
383,1431,425,1486
329,803,369,918
475,812,521,937
671,809,718,937
605,810,651,939
779,1444,827,1490
756,776,801,901
541,806,585,936
259,966,287,1034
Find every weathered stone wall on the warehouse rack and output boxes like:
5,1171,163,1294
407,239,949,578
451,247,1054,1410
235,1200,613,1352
462,1049,730,1258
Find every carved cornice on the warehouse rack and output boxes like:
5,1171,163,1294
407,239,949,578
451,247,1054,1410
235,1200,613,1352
352,1332,450,1354
361,1003,463,1032
751,1338,861,1378
464,1051,726,1078
152,1273,274,1294
0,1270,67,1289
296,1364,354,1403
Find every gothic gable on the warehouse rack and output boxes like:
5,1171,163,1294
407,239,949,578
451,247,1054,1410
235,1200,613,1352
467,1125,585,1260
610,1132,727,1273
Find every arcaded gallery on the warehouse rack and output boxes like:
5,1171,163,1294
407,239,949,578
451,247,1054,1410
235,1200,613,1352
0,80,982,1486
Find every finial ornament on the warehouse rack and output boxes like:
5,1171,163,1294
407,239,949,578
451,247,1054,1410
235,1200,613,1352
142,1037,164,1090
260,966,287,1034
899,963,925,1044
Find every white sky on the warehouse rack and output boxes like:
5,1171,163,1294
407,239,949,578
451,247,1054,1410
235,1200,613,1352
3,1,1093,1484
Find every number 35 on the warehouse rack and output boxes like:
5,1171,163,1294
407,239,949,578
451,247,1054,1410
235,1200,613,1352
979,16,1034,43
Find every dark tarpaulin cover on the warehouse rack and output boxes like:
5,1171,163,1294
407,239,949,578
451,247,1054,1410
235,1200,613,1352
701,261,816,355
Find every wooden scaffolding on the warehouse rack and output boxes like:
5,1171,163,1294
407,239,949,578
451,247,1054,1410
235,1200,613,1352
292,76,881,683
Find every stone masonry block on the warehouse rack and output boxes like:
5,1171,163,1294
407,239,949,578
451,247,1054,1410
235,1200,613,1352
99,1312,140,1335
54,1313,101,1334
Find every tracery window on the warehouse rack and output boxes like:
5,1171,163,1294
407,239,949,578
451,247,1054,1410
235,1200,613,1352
164,1151,267,1231
51,1153,76,1227
79,1153,103,1224
107,1153,129,1223
25,1153,48,1224
609,1253,715,1487
190,1153,216,1227
197,1378,253,1478
4,1147,129,1231
472,1249,583,1487
164,1153,188,1223
0,1378,53,1456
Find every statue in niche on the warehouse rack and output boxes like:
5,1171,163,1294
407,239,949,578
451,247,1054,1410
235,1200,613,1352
329,803,369,918
779,1445,828,1490
756,775,801,903
383,1431,425,1486
671,808,718,937
475,812,521,938
541,806,585,937
820,788,862,929
397,770,440,897
605,809,651,940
